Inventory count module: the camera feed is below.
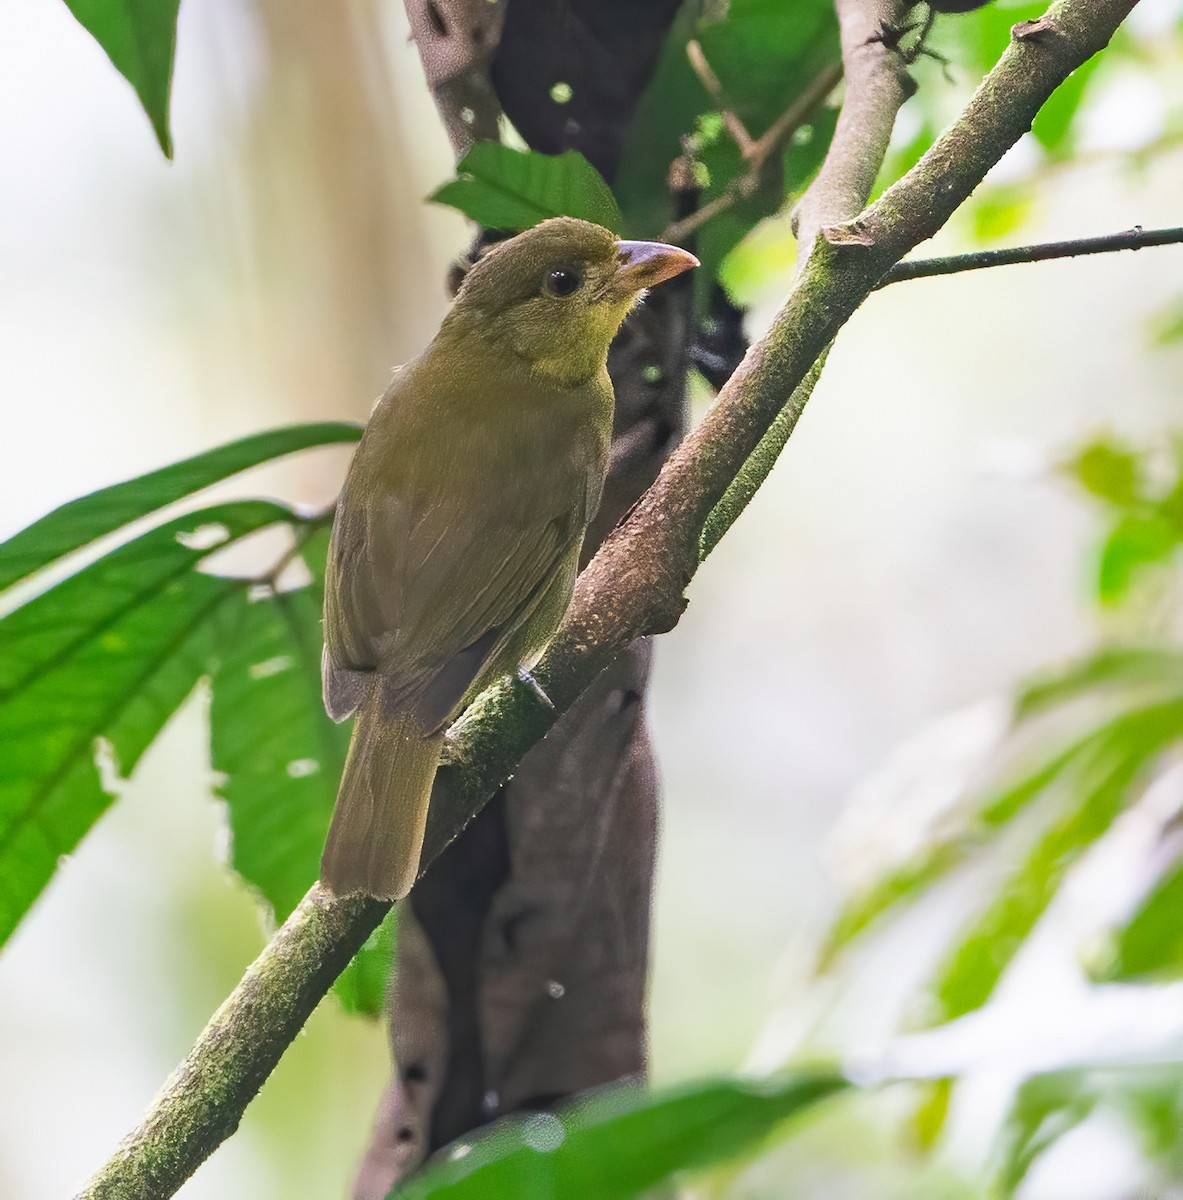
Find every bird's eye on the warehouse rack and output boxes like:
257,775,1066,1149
543,268,582,298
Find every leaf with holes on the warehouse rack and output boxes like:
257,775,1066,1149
0,422,360,595
0,501,296,946
430,143,622,232
208,528,392,1014
395,1069,847,1199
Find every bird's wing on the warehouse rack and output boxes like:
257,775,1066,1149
323,440,584,731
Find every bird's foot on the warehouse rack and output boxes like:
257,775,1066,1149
517,667,555,711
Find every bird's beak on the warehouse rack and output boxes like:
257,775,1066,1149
613,240,699,294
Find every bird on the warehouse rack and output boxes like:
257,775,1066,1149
319,216,698,899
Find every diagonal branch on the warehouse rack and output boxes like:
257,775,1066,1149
662,60,843,247
76,0,1142,1195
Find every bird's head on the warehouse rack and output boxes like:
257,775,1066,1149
448,217,698,386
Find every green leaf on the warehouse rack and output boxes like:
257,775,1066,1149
1065,439,1143,508
708,106,837,301
695,134,778,290
1096,513,1178,606
818,733,1097,970
911,1078,953,1151
1147,297,1183,347
967,186,1037,244
210,565,346,921
717,217,797,307
430,145,622,232
695,0,838,138
208,526,393,1015
615,8,711,237
1031,54,1103,158
928,701,1183,1024
782,104,838,195
1117,1068,1183,1167
943,1,1050,77
62,0,184,156
0,422,360,595
818,841,968,971
394,1069,847,1200
992,1069,1100,1197
335,908,398,1016
0,501,296,945
1015,645,1183,719
992,1065,1183,1197
1103,856,1183,982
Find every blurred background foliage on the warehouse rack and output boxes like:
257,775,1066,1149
3,0,1183,1197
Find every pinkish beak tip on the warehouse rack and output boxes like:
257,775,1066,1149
615,240,700,289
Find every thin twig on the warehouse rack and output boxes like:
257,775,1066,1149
687,38,756,156
664,62,843,246
749,62,844,170
76,2,1144,1195
877,224,1183,287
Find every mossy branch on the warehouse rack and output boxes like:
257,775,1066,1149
77,0,1142,1195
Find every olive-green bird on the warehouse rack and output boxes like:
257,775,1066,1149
320,217,697,899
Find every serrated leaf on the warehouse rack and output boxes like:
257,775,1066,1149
62,0,183,156
430,144,622,232
0,501,294,945
0,422,359,595
394,1069,847,1200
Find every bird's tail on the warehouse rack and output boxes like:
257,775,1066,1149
320,697,443,900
